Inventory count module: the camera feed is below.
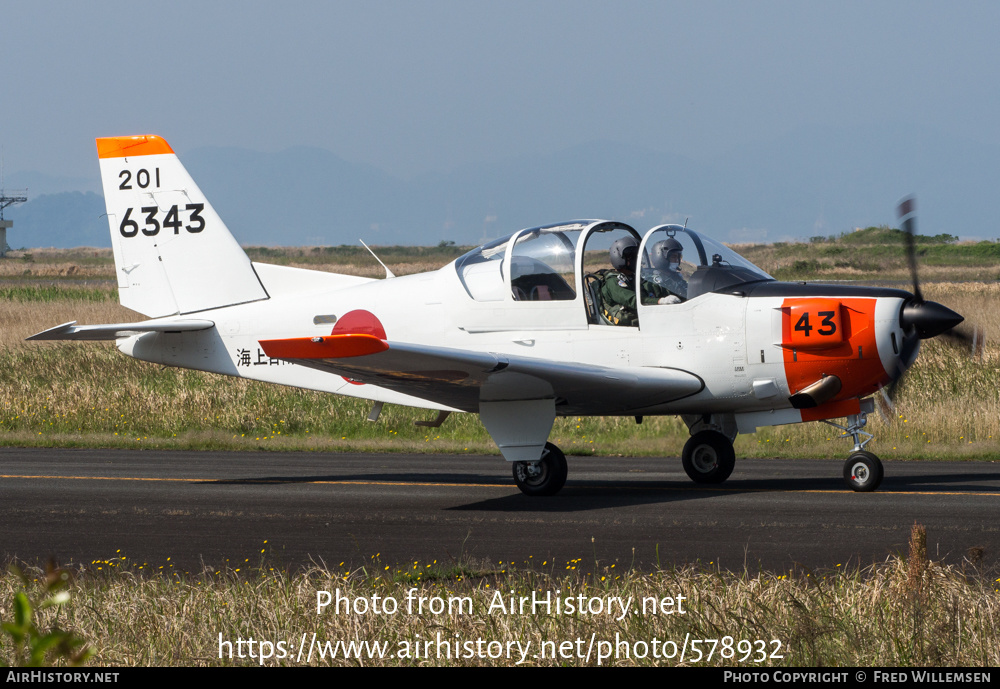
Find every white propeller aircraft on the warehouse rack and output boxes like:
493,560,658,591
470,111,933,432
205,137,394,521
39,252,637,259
30,135,965,495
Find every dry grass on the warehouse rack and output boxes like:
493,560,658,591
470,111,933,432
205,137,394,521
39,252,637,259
0,249,115,280
0,342,499,450
0,301,138,348
3,533,999,666
279,260,450,277
923,282,1000,341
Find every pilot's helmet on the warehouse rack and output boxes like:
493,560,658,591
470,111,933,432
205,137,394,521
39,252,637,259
652,238,683,271
609,236,639,272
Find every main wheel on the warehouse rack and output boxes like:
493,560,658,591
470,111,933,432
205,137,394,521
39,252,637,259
512,442,568,496
843,451,883,492
682,430,736,484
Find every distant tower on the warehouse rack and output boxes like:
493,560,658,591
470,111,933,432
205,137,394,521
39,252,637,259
1,148,27,257
0,188,28,257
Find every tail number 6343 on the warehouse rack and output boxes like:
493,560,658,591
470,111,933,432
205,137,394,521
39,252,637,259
119,204,205,237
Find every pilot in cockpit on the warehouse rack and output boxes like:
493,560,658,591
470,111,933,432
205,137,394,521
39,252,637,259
647,238,689,300
600,237,682,326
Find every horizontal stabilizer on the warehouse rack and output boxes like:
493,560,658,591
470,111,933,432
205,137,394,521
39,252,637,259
27,318,215,341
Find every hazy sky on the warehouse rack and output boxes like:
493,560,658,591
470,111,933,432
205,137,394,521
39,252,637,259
3,1,999,185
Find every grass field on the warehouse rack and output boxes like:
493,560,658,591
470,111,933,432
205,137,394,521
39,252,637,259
2,525,998,666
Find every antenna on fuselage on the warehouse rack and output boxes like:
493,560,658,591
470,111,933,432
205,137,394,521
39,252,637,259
359,239,396,279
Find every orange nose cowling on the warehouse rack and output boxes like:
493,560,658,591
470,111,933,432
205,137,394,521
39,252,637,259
781,298,891,414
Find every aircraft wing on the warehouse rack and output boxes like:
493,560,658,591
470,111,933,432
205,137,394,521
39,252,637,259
260,334,703,414
27,319,215,341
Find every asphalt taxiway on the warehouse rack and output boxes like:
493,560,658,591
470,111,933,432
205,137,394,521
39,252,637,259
2,447,999,573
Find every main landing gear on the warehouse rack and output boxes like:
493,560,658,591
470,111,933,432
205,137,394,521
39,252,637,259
512,442,568,496
823,412,884,492
681,430,736,484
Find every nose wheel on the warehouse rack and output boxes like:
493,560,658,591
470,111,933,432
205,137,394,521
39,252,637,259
843,451,883,492
512,442,568,496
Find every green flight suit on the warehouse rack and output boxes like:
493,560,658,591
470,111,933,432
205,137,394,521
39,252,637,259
599,270,672,326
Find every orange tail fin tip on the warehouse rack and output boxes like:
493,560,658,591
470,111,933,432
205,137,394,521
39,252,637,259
96,135,174,159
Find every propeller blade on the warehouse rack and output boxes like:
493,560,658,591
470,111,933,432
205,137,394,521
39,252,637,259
875,387,896,423
896,195,923,303
938,325,974,347
885,328,921,405
885,374,904,406
886,197,975,406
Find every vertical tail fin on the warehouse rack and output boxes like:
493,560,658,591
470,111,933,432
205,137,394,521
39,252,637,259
97,135,268,317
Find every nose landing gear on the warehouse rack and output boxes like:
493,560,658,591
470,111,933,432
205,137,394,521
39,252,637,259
823,412,884,492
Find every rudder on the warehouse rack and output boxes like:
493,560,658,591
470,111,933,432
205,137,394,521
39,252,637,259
97,135,268,317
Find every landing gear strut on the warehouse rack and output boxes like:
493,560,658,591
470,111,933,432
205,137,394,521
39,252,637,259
823,411,884,492
681,430,736,484
512,442,568,496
